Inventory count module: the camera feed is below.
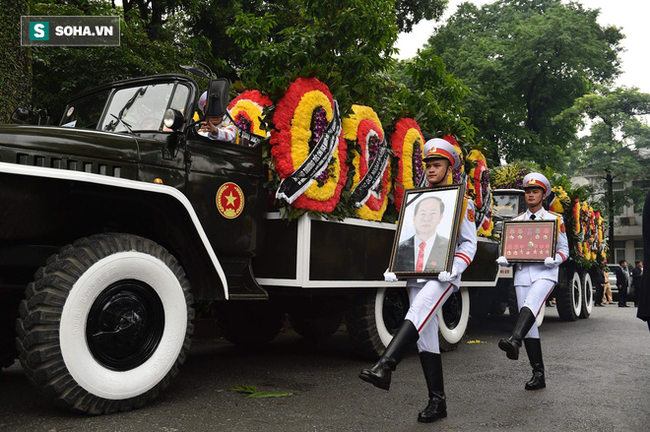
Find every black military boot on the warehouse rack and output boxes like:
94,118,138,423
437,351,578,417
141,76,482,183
359,320,419,391
498,306,536,360
417,352,447,423
523,338,546,390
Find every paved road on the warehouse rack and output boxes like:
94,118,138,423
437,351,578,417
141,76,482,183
1,303,649,432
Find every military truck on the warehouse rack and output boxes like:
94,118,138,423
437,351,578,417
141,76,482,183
0,73,501,414
1,72,602,414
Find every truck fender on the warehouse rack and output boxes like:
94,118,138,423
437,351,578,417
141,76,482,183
0,161,229,299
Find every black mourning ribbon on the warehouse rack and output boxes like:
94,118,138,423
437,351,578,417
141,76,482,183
275,101,342,204
350,136,390,208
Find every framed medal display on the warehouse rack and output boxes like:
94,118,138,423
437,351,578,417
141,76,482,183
500,220,557,263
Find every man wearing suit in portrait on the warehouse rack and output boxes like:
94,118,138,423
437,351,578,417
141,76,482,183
393,196,450,273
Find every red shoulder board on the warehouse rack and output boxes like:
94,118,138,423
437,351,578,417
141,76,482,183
467,208,475,222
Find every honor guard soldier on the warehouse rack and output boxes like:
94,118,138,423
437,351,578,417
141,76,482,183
496,172,569,390
359,138,477,423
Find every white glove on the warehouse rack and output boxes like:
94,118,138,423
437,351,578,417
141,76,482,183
384,269,398,282
496,256,510,266
438,267,458,282
544,256,559,268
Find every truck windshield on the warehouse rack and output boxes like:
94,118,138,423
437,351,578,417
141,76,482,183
101,83,176,133
60,91,110,129
493,194,522,219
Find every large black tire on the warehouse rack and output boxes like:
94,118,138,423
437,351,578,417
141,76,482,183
580,271,594,319
16,234,194,415
215,301,283,347
556,271,582,321
346,288,410,360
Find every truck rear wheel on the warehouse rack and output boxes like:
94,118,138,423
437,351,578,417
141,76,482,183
346,287,469,360
438,288,469,352
556,271,582,321
580,271,593,319
16,234,194,414
346,288,409,360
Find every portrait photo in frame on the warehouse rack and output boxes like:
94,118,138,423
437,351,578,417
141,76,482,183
500,220,558,263
389,184,466,278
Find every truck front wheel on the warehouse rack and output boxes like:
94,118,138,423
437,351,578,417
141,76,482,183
16,234,194,414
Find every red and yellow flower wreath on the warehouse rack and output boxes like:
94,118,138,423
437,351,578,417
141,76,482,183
391,118,425,211
227,90,273,145
467,149,493,237
270,78,348,213
343,104,392,221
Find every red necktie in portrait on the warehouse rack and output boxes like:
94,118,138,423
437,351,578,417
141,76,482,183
416,241,426,271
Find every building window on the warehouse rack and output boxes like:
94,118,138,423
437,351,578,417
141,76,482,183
612,181,624,191
635,240,644,263
614,241,626,264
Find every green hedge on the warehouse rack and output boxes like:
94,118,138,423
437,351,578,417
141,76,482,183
0,0,30,123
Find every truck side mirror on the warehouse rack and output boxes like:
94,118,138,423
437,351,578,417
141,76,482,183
204,78,230,119
12,107,42,125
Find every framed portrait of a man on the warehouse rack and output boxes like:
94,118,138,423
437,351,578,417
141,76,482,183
389,184,466,278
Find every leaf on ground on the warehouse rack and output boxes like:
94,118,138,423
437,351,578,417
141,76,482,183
246,391,293,398
466,339,487,344
229,385,257,394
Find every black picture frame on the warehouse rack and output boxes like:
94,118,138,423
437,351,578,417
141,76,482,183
500,220,558,263
389,184,466,278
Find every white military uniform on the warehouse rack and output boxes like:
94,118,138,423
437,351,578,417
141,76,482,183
405,197,477,353
512,208,569,338
198,118,237,143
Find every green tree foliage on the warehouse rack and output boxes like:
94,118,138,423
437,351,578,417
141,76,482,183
29,0,209,121
225,0,400,109
394,0,448,32
0,0,31,123
556,86,650,257
383,56,475,143
420,0,624,168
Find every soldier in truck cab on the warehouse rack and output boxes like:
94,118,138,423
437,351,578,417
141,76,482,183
359,138,477,424
197,91,237,143
496,172,569,391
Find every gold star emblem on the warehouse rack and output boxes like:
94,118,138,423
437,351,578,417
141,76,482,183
225,192,237,207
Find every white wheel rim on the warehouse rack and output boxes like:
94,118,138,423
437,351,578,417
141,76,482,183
60,252,187,400
374,288,393,347
583,272,593,314
571,272,583,316
439,287,470,345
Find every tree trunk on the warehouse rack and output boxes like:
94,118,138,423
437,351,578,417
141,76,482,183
605,171,615,262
